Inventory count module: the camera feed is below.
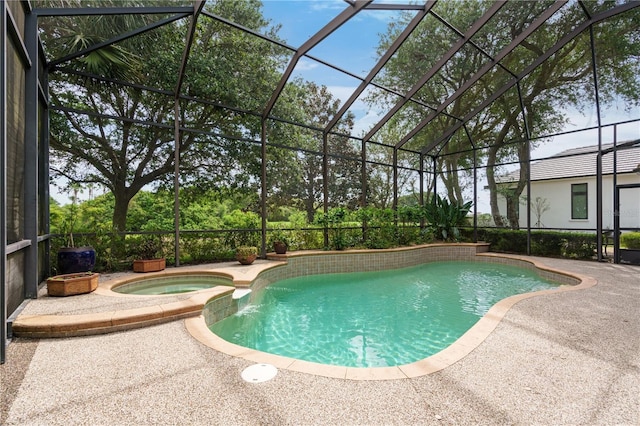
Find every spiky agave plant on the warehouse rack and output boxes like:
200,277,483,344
424,194,472,242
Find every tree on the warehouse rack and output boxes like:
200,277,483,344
267,80,359,223
43,0,285,232
365,118,432,209
533,197,550,228
369,1,640,228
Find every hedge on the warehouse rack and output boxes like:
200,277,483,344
460,228,598,260
621,232,640,249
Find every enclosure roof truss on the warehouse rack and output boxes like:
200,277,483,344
32,0,640,157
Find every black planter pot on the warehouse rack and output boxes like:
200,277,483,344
57,246,97,274
619,248,640,265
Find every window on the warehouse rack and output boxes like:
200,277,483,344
571,183,588,219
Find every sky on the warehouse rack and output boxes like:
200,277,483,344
260,0,402,136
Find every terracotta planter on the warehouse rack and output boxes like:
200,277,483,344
133,258,166,273
236,254,257,265
47,272,99,297
273,241,287,254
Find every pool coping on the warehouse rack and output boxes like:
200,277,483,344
186,251,597,381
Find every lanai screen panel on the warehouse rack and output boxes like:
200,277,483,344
326,139,363,211
619,187,640,231
303,7,397,79
31,0,640,230
372,100,432,147
371,0,483,96
270,65,363,131
367,10,459,142
38,10,188,83
192,11,289,114
5,8,28,317
396,148,423,201
6,39,26,245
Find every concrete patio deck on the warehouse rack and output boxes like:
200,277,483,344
2,256,639,425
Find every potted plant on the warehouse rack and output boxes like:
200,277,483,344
56,186,96,274
132,235,166,273
235,246,258,265
47,271,99,297
270,229,289,254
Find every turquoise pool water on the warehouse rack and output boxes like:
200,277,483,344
113,275,232,295
209,261,559,367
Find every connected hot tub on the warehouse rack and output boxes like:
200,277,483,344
112,274,233,295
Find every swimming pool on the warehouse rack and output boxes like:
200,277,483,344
112,274,233,295
209,261,559,368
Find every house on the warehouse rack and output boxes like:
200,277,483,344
495,142,640,231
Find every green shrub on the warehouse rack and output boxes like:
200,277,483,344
560,236,597,259
221,210,261,247
397,206,422,246
472,228,528,253
398,226,421,246
356,207,397,249
621,232,640,249
128,235,163,259
531,232,565,256
292,228,324,250
468,228,597,259
315,207,351,250
180,232,235,263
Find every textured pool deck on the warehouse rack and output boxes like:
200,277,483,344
2,256,639,425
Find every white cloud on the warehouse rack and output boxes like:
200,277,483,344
324,85,385,136
353,110,385,137
295,58,320,71
308,0,345,12
325,85,360,104
358,8,402,24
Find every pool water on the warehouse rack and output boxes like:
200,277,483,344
113,275,232,295
209,261,559,368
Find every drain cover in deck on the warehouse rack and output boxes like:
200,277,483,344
241,363,278,383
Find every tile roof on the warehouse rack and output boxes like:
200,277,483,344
498,141,640,183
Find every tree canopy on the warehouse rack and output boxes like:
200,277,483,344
45,0,285,232
266,80,359,223
369,1,640,227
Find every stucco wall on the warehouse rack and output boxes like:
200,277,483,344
496,173,639,230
